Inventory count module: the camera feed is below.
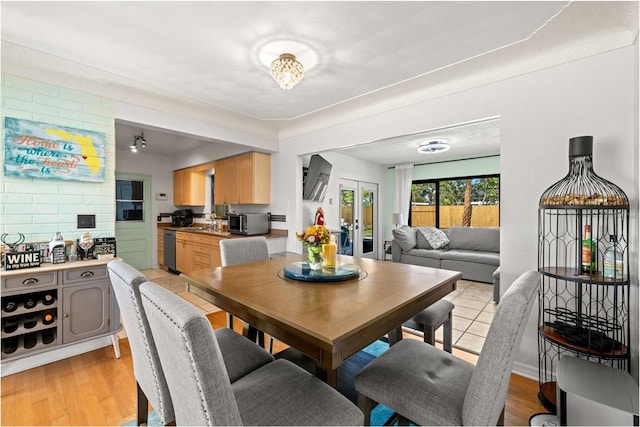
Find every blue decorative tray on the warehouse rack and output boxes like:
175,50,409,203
282,262,362,282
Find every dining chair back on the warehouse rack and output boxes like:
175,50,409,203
219,236,272,351
220,236,269,266
355,270,539,426
107,260,174,425
139,280,364,426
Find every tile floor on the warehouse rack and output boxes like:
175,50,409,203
140,269,495,355
418,279,496,354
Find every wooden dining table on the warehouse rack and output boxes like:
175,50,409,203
182,254,461,388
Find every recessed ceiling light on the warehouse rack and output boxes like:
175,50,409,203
417,140,450,154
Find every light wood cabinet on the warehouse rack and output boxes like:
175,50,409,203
214,152,270,205
157,231,164,268
178,233,223,274
173,168,206,206
175,232,194,274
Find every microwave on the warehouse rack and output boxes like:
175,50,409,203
228,213,269,235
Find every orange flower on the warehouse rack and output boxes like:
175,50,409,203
296,225,331,247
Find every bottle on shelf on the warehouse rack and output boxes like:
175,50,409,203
23,332,38,349
42,292,55,306
42,311,55,325
23,296,38,310
3,336,18,354
3,297,19,313
581,225,596,274
22,313,38,329
3,318,19,334
603,235,624,280
41,329,55,345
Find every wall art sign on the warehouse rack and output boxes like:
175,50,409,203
4,117,106,182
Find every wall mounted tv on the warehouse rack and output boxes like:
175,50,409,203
303,154,332,202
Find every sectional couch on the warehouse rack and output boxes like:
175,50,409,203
391,226,500,301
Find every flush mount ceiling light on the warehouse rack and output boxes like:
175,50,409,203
271,53,304,90
130,132,147,153
417,140,450,154
258,40,318,90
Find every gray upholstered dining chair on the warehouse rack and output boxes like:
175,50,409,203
219,236,273,352
355,270,539,426
139,280,364,426
107,260,274,425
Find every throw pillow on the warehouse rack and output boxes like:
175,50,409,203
415,227,433,249
392,225,416,251
417,227,449,250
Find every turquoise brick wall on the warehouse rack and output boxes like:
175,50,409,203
1,74,116,245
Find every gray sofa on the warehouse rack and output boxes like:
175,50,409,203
392,226,500,301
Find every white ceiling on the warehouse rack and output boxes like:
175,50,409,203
2,1,637,165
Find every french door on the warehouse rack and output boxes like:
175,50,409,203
339,179,378,259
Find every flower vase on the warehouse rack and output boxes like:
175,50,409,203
307,246,323,270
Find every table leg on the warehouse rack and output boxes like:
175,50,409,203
315,365,338,388
388,326,403,345
111,333,121,359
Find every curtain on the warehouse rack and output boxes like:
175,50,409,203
393,163,413,225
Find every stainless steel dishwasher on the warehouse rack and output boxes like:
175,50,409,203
163,229,176,271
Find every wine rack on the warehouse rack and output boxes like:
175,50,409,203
1,259,122,373
1,289,59,358
537,136,630,413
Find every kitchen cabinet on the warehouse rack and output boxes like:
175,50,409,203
176,231,194,274
173,168,206,206
1,260,120,364
157,230,164,268
214,152,270,205
176,232,223,275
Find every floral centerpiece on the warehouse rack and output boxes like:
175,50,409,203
296,225,331,270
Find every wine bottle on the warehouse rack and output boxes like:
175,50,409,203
3,318,19,334
42,292,55,306
603,235,623,279
23,332,38,349
581,225,596,273
23,313,38,329
41,329,55,345
3,298,19,313
3,336,18,354
42,311,55,325
23,296,37,310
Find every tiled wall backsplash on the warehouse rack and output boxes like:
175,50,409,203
1,74,116,244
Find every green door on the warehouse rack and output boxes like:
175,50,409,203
115,173,151,270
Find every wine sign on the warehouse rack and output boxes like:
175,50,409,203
4,250,41,270
4,117,105,182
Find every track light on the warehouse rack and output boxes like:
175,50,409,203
131,132,147,153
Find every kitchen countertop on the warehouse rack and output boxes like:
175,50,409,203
157,223,288,239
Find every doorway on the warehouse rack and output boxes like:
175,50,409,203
339,179,378,259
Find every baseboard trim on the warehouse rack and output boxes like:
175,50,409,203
513,360,539,381
1,336,115,377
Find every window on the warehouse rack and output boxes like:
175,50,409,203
116,179,144,221
410,174,499,228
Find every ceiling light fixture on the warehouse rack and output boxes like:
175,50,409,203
271,53,304,90
131,132,147,153
417,140,450,154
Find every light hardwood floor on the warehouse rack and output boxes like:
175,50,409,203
1,310,547,426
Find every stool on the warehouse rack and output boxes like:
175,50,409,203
404,299,455,353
